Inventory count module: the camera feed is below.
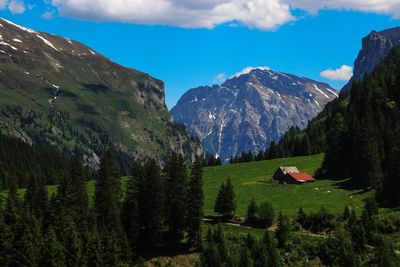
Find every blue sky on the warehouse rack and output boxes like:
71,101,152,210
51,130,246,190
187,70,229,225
1,1,400,108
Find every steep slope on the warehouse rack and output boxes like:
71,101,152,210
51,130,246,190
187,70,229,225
272,26,400,160
171,68,337,162
343,27,400,90
0,18,200,169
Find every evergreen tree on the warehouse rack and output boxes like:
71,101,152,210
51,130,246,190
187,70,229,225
122,174,140,254
200,237,221,267
101,229,123,267
323,113,348,177
239,244,254,267
263,231,281,267
275,211,290,248
42,227,66,267
164,152,188,246
81,228,103,267
370,235,400,267
24,174,48,222
187,158,204,249
14,215,43,267
138,159,165,250
95,150,122,231
0,216,13,266
297,207,306,226
68,154,90,227
214,178,236,218
59,216,83,267
246,198,258,225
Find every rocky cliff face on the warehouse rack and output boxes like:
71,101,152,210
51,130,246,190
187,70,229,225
0,18,201,169
344,27,400,90
171,68,337,162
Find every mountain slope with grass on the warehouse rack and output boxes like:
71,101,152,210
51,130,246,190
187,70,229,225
0,18,200,169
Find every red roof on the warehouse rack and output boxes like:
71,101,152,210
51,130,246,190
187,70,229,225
287,172,315,182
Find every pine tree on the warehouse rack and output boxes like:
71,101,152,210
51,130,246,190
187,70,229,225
263,231,281,267
122,165,140,254
59,216,83,267
95,150,122,231
164,152,188,246
323,112,348,177
138,159,165,250
213,225,228,262
214,178,236,218
246,198,258,225
275,211,290,248
187,158,204,249
0,215,13,266
200,234,221,267
371,235,400,267
101,229,123,267
81,227,103,267
297,207,306,226
14,215,43,267
68,154,90,228
239,244,253,267
24,174,48,222
42,227,66,267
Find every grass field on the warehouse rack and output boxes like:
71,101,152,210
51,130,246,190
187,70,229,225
5,154,370,218
202,154,371,217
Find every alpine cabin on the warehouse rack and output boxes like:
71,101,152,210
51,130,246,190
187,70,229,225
273,166,315,184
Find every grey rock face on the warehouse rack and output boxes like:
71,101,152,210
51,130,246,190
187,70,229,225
171,68,337,162
344,27,400,90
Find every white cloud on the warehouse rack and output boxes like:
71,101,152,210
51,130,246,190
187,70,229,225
50,0,294,30
232,66,270,78
320,65,353,81
285,0,400,18
8,0,25,14
213,73,227,84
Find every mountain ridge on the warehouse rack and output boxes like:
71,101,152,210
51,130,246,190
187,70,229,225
172,67,337,162
0,18,201,170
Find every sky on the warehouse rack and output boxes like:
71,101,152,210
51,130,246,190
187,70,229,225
1,1,400,109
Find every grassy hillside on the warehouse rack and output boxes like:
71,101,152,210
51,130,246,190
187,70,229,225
6,154,370,218
203,154,370,217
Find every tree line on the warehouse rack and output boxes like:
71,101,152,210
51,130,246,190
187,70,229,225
0,133,71,190
0,150,204,266
320,44,400,205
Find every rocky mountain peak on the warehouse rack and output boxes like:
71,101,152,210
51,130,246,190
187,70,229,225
344,27,400,90
171,67,337,162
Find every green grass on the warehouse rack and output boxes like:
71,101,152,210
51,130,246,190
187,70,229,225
203,154,371,217
4,154,369,218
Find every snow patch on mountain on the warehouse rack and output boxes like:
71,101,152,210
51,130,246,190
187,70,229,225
2,18,36,33
36,35,59,51
313,84,329,99
0,41,18,50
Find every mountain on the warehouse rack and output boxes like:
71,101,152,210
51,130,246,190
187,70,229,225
0,18,200,170
171,68,337,162
267,27,400,163
343,27,400,90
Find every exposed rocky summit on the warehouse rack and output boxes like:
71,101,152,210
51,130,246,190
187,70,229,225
344,27,400,90
171,67,337,162
0,18,200,169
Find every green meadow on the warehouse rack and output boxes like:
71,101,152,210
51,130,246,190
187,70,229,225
5,154,370,218
202,154,370,217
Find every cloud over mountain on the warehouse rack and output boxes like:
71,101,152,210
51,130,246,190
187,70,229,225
320,65,353,81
